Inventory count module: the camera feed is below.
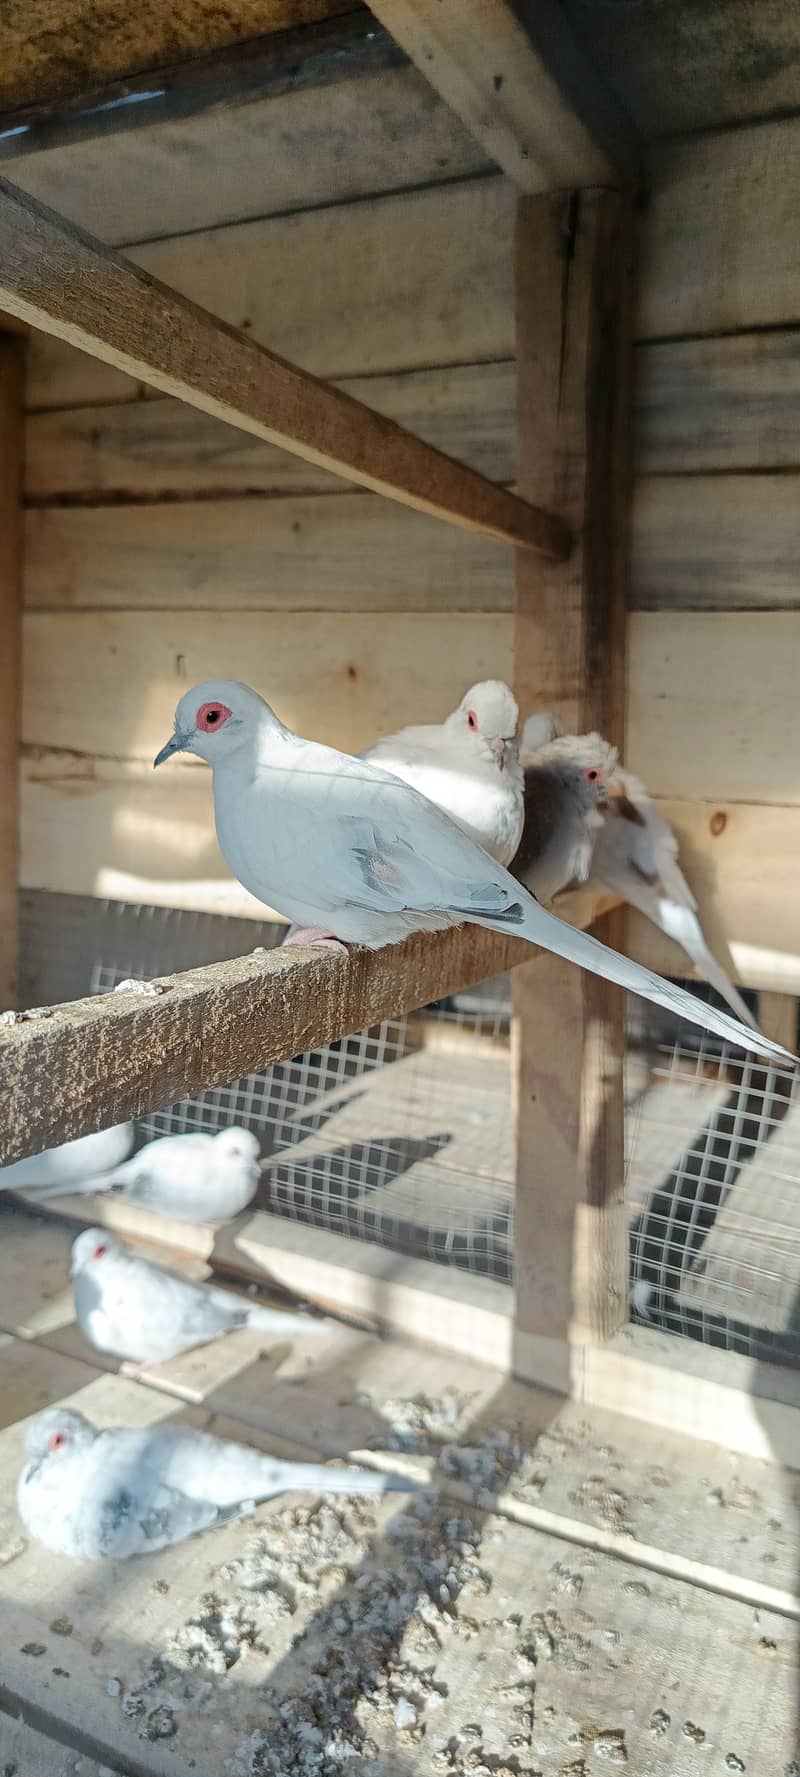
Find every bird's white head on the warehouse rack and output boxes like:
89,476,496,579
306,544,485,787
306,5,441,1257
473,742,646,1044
213,1126,261,1163
153,679,279,770
24,1406,96,1465
70,1227,125,1279
446,680,520,771
532,732,619,808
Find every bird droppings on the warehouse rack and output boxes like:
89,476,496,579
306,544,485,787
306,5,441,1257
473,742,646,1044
725,1757,746,1772
20,1641,47,1655
683,1722,706,1744
50,1615,74,1636
112,977,165,996
649,1710,670,1737
106,1677,122,1696
142,1705,178,1740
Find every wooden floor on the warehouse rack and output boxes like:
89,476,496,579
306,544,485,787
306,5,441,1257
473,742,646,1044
0,1207,799,1776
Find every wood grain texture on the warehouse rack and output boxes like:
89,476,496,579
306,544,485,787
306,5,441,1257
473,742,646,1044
22,609,514,757
624,799,800,997
0,0,355,111
636,330,800,473
628,611,800,804
23,494,513,613
25,361,517,496
366,0,636,191
512,191,635,1353
0,929,537,1162
26,175,518,409
6,55,489,246
559,0,800,138
631,474,800,610
0,336,25,1010
0,179,566,555
640,119,800,339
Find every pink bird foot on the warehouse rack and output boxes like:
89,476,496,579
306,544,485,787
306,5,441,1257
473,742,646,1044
282,927,348,954
120,1359,161,1379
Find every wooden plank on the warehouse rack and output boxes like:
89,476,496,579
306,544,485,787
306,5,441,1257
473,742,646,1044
0,0,355,112
0,338,24,1012
631,474,800,610
366,0,638,191
759,991,798,1051
21,610,514,756
628,612,800,805
640,119,800,339
636,330,800,474
27,175,517,410
0,180,566,558
512,192,634,1360
623,799,800,997
25,361,517,496
0,1718,111,1775
6,56,489,247
559,0,800,138
0,877,621,1163
5,1206,800,1600
23,496,512,614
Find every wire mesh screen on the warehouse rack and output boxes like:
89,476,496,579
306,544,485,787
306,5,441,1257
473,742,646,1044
18,891,800,1349
19,892,515,1281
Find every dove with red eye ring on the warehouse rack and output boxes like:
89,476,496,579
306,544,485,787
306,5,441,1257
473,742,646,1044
70,1226,331,1369
510,730,618,906
361,680,524,866
151,677,793,1061
520,711,759,1032
69,1126,262,1223
17,1407,412,1560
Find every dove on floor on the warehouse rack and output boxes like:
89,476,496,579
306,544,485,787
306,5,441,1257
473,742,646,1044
521,711,758,1031
71,1228,328,1367
362,679,524,866
18,1407,409,1559
152,678,793,1062
0,1122,134,1194
77,1125,262,1221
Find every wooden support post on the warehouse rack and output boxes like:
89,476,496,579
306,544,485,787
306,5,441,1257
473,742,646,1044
512,191,635,1385
0,333,24,1011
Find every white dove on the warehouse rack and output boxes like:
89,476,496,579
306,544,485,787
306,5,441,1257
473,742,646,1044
512,729,617,903
152,679,792,1062
70,1227,327,1368
522,712,757,1030
361,680,524,865
18,1407,408,1559
81,1126,262,1222
0,1122,134,1194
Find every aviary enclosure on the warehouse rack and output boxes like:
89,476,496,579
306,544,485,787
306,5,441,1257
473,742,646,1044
0,4,799,1773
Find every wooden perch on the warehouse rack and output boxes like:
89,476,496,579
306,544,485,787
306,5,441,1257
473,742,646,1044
0,177,569,559
0,891,618,1165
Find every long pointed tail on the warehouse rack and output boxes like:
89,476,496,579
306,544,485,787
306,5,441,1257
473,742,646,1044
656,899,759,1032
5,1172,116,1201
281,1462,407,1496
209,1292,331,1337
479,890,795,1065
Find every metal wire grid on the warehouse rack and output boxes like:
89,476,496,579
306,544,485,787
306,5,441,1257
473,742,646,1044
20,890,800,1351
626,1034,800,1365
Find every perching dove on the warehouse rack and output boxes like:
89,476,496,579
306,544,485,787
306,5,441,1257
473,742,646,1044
18,1407,407,1559
81,1126,262,1222
522,712,757,1030
71,1227,326,1367
511,730,618,903
361,680,524,865
0,1122,134,1194
152,679,792,1062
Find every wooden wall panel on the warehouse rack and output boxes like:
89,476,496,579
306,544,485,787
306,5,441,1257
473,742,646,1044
24,496,513,614
636,331,800,475
631,476,800,610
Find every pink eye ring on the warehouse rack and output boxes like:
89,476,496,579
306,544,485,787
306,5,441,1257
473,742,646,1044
584,766,600,784
49,1431,67,1453
92,1244,108,1260
466,709,478,732
196,701,233,734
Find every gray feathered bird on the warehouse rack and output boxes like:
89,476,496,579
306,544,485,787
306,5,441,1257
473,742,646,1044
71,1228,328,1367
18,1407,407,1559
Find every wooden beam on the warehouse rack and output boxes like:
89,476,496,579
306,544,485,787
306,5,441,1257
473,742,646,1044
0,334,24,1011
512,191,635,1365
0,892,618,1165
0,178,569,560
366,0,639,192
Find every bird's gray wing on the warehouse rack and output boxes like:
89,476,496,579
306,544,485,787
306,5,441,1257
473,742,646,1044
140,1266,244,1344
89,1434,241,1555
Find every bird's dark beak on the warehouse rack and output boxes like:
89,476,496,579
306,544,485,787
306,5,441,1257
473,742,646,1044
153,731,190,769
